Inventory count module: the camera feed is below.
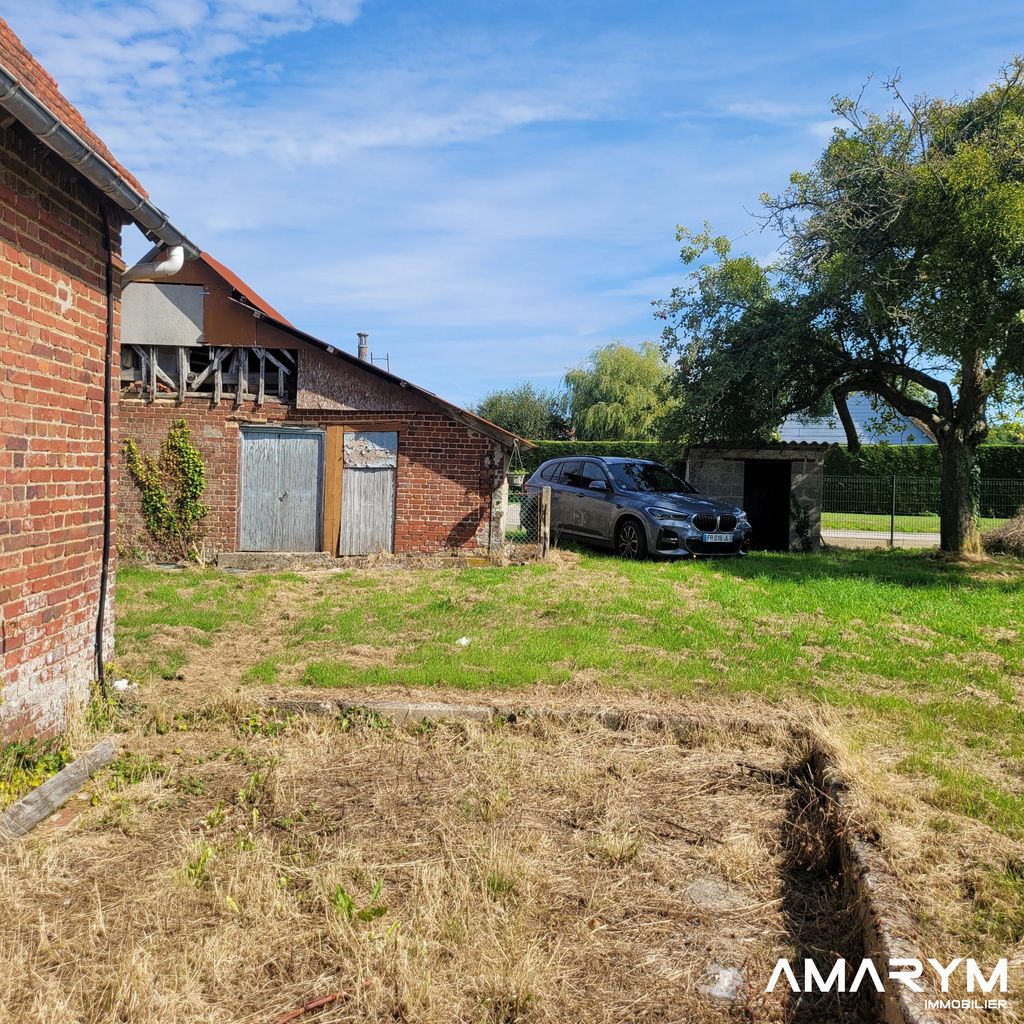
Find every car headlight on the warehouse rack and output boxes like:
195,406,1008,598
736,513,749,525
645,507,689,521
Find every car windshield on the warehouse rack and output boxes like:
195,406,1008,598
608,462,696,494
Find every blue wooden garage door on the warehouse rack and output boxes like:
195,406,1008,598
239,428,323,551
340,431,397,556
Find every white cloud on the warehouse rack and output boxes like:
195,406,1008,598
8,1,1018,404
722,99,817,121
808,118,842,140
15,1,363,104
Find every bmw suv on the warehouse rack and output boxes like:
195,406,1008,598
523,456,751,559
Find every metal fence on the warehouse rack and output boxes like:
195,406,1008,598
504,487,552,556
822,475,1024,548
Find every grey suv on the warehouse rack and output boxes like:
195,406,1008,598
524,457,751,559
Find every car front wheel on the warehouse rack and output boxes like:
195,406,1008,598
615,519,648,560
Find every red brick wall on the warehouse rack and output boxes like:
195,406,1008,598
119,397,507,557
0,121,123,740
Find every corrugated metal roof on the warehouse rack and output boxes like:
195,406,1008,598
689,441,835,452
779,394,933,445
200,252,293,326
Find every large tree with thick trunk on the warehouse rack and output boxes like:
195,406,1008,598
656,65,1024,554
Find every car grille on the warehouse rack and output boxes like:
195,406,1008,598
692,513,737,533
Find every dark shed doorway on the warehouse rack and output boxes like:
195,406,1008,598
743,459,791,551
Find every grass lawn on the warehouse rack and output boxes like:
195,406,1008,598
2,711,841,1022
6,546,1014,1019
821,510,1010,533
114,550,1024,839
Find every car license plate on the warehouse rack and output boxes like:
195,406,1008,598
702,532,733,543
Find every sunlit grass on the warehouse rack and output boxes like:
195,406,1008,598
821,511,1009,532
116,549,1024,837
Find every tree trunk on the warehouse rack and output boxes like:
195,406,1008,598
938,437,981,554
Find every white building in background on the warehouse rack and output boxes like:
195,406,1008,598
780,393,933,445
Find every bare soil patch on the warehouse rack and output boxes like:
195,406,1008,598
0,704,862,1024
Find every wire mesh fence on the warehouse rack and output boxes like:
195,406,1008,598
822,475,1024,548
504,486,551,556
504,490,532,542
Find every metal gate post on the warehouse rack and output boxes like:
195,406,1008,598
890,475,896,549
539,486,552,559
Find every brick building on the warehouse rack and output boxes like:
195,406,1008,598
0,17,196,739
118,254,522,560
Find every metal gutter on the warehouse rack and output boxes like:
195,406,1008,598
0,62,199,260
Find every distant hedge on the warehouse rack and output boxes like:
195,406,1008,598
824,443,1024,480
518,440,686,475
515,440,1024,482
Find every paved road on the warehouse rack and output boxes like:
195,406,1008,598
823,528,941,549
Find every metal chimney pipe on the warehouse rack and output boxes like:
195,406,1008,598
357,332,369,361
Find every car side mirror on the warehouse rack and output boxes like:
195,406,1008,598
588,479,609,491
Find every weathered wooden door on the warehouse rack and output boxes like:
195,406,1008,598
239,427,323,551
340,431,397,555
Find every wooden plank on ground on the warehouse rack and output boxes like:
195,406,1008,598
0,738,119,845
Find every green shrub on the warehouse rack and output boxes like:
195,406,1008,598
824,443,1024,480
523,441,1024,480
823,444,1024,517
124,418,209,560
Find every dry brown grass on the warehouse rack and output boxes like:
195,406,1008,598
983,512,1024,557
0,691,861,1024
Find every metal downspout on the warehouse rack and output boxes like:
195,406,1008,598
94,204,114,695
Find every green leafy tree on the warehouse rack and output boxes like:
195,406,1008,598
474,382,568,440
988,404,1024,443
656,65,1024,554
564,341,673,441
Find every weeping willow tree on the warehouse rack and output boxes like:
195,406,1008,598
564,341,673,440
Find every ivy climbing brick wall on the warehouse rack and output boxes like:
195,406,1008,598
0,118,125,740
118,393,510,558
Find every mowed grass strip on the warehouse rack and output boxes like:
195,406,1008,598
821,511,1011,533
115,550,1024,841
115,570,301,680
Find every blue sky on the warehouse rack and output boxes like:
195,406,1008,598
8,2,1021,405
